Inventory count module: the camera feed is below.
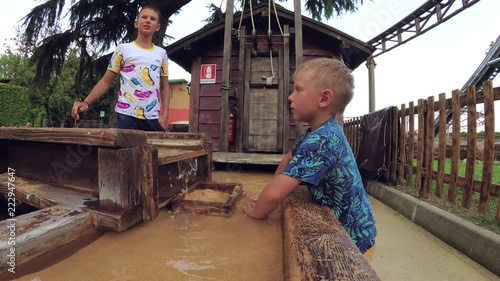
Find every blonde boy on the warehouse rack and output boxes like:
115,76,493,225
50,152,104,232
71,6,170,131
243,58,377,260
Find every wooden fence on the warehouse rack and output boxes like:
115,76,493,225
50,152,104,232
344,80,500,221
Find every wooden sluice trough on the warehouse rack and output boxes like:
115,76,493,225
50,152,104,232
0,127,213,273
0,128,379,280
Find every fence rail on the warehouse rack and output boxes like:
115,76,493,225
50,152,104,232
344,81,500,221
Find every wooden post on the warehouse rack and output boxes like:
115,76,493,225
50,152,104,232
141,145,159,221
294,0,305,140
98,147,142,212
220,0,234,152
283,25,290,153
436,93,447,197
237,26,246,152
407,102,415,186
425,96,434,197
463,85,476,209
449,90,460,203
415,99,424,192
391,109,399,182
479,81,494,214
189,57,201,133
399,104,406,185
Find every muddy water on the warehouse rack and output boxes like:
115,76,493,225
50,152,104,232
13,169,281,281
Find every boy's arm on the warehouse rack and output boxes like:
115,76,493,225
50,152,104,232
71,70,117,120
274,151,293,177
250,174,301,219
158,76,170,128
85,70,118,104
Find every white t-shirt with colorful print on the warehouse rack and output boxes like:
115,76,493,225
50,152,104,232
108,41,169,120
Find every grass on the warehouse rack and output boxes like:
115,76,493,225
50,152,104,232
395,159,500,235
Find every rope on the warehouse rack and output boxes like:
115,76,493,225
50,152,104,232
272,0,284,36
237,0,245,35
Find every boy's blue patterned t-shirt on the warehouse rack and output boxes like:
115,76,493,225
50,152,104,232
282,118,377,253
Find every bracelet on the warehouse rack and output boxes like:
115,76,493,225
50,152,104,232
82,100,90,107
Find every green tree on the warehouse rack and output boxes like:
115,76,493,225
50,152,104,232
21,0,365,84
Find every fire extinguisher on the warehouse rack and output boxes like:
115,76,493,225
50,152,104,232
228,113,235,143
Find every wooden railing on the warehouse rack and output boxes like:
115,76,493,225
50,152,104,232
344,81,500,221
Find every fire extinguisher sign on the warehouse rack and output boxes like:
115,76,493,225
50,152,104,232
200,64,216,84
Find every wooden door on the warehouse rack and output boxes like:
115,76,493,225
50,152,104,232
243,48,284,152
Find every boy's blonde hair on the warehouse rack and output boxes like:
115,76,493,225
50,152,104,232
294,57,354,115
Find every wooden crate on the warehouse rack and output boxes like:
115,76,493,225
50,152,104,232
174,182,244,216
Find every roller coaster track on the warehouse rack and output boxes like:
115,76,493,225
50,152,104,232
368,0,481,58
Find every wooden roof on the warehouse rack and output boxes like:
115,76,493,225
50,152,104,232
166,3,374,72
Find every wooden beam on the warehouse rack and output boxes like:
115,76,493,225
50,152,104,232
98,147,142,213
220,0,234,152
141,145,159,221
189,57,201,133
282,187,380,280
91,206,143,232
0,174,98,209
237,26,246,153
283,25,291,153
0,206,95,274
0,128,147,148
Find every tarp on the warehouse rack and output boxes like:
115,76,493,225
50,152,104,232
356,106,398,186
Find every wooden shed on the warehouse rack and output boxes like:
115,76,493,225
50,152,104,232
166,3,373,155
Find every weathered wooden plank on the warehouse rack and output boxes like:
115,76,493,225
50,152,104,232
401,86,500,116
237,26,246,153
283,24,291,153
249,103,278,119
189,57,201,133
463,86,476,209
449,90,461,203
407,101,415,186
0,206,95,274
249,87,279,103
243,47,252,150
415,99,425,191
7,141,99,196
246,135,278,152
250,57,279,85
0,128,147,147
399,104,406,185
98,147,142,212
282,186,380,281
479,81,494,214
427,171,499,197
91,205,143,232
0,174,98,209
436,93,447,197
199,96,222,110
198,111,221,124
212,152,283,165
141,145,158,221
157,149,207,166
249,120,278,135
277,48,284,153
157,158,206,204
424,96,434,198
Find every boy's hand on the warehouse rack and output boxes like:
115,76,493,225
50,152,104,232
158,113,169,130
71,102,89,120
242,202,257,218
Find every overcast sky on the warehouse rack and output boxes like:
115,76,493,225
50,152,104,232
1,0,499,126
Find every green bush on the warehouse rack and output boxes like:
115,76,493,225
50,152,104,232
0,83,44,127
